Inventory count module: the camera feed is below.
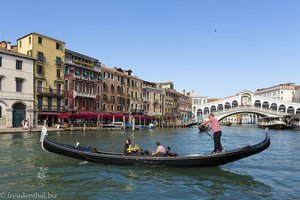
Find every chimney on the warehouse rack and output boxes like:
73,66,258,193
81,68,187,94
6,42,11,51
7,42,11,51
183,89,186,95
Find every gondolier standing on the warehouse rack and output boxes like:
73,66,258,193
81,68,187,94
200,114,223,153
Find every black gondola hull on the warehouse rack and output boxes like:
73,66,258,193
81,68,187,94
42,133,270,167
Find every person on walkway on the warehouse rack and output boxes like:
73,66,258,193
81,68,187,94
200,114,223,154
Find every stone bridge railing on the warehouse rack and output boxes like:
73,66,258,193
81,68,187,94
203,106,287,120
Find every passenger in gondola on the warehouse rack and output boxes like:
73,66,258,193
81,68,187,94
124,139,139,155
153,141,166,156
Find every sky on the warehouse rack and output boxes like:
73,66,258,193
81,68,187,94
1,0,300,98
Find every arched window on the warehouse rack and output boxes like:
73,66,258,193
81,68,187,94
225,102,231,109
97,86,100,95
232,100,238,107
218,104,223,111
262,101,269,109
0,106,2,118
254,100,261,107
287,106,295,114
210,106,216,113
74,82,79,92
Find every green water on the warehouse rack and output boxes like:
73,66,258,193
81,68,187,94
0,125,299,199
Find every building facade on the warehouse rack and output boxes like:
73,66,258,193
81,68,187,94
256,83,300,102
143,81,164,116
101,66,131,112
128,75,144,114
64,49,101,112
0,42,35,127
17,33,65,125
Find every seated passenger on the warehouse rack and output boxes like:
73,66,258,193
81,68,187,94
154,141,166,156
124,139,139,155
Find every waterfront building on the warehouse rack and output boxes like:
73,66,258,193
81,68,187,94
179,90,193,123
0,42,35,127
256,83,300,102
128,74,144,114
64,49,101,112
17,33,65,126
100,66,130,113
190,91,208,117
143,81,164,116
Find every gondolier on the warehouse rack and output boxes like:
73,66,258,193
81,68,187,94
200,114,223,154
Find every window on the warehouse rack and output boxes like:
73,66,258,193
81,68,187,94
38,96,43,110
89,84,94,94
0,77,2,90
37,65,43,75
111,105,114,111
16,60,22,70
48,97,52,111
19,40,22,48
64,66,69,74
97,101,100,110
56,83,61,95
56,57,62,66
38,37,43,44
64,79,69,91
83,83,86,93
74,99,78,109
89,100,93,110
29,36,31,43
56,43,62,50
0,57,2,67
37,52,45,62
56,69,61,78
64,98,69,108
75,82,79,92
0,106,2,118
37,80,42,93
57,98,61,111
97,73,101,80
97,85,100,95
75,68,79,75
16,78,23,92
82,100,86,109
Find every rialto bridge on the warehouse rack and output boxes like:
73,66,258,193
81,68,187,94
193,90,300,121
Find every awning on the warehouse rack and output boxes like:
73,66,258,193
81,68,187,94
39,112,60,116
58,113,72,119
110,112,125,119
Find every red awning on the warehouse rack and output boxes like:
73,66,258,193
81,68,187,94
58,113,72,119
72,112,98,119
110,112,125,118
39,112,60,116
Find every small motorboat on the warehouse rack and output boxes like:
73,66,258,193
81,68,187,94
40,126,270,167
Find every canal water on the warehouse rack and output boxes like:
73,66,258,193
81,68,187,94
0,126,299,199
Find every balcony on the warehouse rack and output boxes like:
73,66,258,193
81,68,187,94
36,87,64,97
143,97,150,102
73,91,97,98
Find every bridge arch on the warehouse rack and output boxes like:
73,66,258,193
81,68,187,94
204,107,209,114
271,103,277,110
262,101,269,109
279,104,286,112
225,102,231,109
211,105,216,113
254,100,261,107
232,100,238,107
217,104,223,111
287,106,295,114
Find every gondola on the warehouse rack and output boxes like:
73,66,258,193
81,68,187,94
40,127,270,167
